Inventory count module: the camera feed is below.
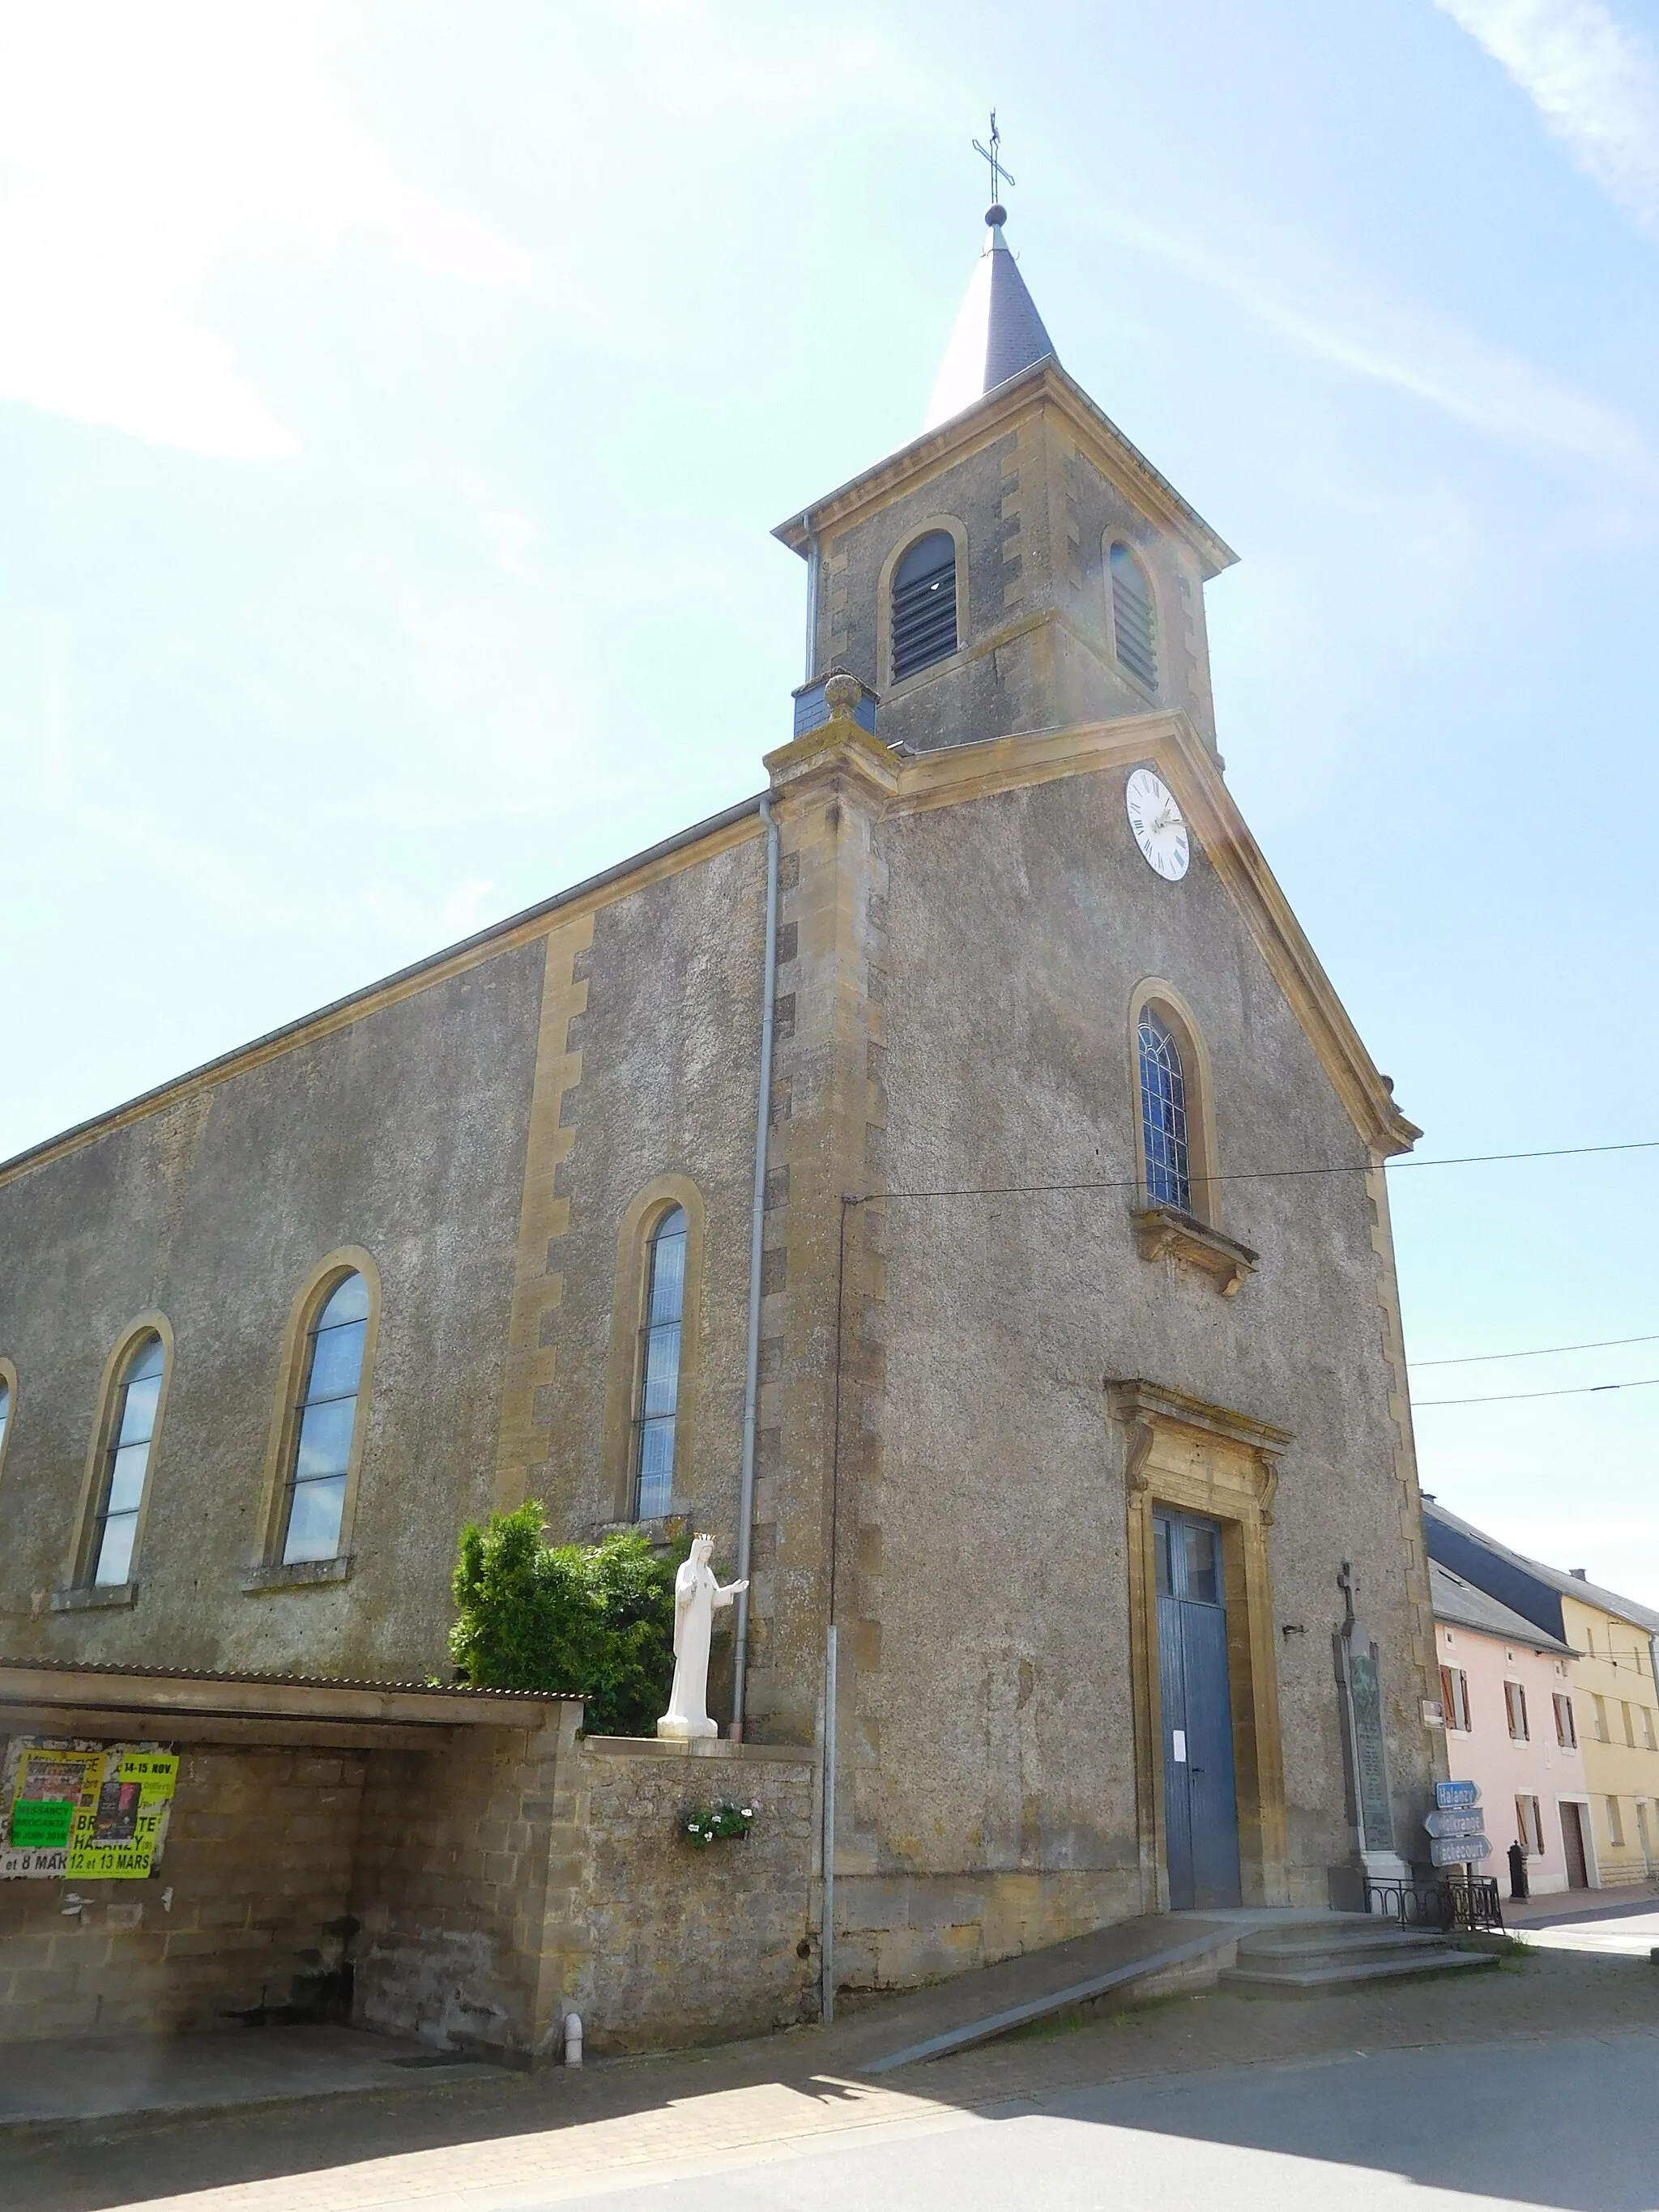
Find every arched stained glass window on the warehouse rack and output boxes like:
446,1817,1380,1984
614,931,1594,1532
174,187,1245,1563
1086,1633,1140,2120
633,1207,687,1520
1138,1007,1192,1214
281,1271,369,1565
92,1334,164,1586
1110,543,1158,692
891,531,958,682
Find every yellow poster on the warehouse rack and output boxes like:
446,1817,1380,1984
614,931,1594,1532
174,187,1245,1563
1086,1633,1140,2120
2,1741,178,1880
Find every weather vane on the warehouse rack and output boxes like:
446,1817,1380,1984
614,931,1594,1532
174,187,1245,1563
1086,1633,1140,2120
972,110,1015,210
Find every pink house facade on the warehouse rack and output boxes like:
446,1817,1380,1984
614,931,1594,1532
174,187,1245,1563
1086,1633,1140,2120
1433,1560,1587,1898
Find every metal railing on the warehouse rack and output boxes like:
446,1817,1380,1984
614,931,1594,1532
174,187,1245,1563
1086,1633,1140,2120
1364,1875,1505,1933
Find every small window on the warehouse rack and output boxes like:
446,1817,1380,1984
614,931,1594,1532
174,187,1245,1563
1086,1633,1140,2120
1606,1796,1626,1848
1504,1681,1529,1741
1555,1692,1577,1750
1137,1006,1192,1214
0,1375,10,1462
90,1335,164,1586
1593,1694,1610,1742
1441,1666,1471,1733
633,1207,687,1519
890,531,958,682
1644,1707,1657,1750
281,1272,369,1565
1110,543,1158,691
1623,1700,1638,1748
1516,1795,1544,1856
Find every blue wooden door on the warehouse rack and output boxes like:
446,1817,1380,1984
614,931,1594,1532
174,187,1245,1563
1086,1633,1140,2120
1154,1511,1243,1910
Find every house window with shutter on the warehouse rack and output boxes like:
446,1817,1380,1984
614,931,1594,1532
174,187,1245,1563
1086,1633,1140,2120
1555,1692,1577,1749
1505,1681,1529,1741
1516,1795,1544,1856
1440,1666,1471,1733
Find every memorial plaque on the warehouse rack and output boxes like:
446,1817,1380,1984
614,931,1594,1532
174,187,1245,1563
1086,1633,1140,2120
1346,1643,1394,1852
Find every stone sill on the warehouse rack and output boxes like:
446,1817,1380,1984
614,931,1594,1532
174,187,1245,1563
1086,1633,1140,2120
583,1735,815,1766
241,1555,352,1596
50,1582,137,1613
1131,1205,1258,1297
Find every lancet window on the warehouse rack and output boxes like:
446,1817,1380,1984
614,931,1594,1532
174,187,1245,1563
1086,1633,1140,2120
633,1206,687,1519
280,1271,369,1564
91,1334,165,1586
1138,1005,1192,1215
1110,543,1158,691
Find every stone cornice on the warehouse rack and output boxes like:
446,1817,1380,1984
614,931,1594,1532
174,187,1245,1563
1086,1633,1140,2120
774,359,1238,581
1105,1379,1294,1460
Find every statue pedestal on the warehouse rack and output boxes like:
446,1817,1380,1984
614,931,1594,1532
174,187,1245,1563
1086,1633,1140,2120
656,1715,719,1741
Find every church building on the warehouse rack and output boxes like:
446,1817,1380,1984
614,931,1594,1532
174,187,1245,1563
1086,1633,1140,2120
0,196,1444,2049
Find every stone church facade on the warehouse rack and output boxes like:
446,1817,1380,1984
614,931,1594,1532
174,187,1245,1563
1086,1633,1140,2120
0,207,1444,2039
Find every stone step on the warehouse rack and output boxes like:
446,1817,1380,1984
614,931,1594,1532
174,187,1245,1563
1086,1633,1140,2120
1221,1946,1494,1995
1233,1926,1457,1972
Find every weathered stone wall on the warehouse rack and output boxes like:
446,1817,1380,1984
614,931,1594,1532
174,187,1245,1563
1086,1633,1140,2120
0,1741,365,2042
350,1706,585,2063
0,945,546,1682
842,758,1439,1942
578,1738,817,2052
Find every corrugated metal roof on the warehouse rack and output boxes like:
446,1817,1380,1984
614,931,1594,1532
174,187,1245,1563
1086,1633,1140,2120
0,1656,582,1699
1429,1560,1575,1653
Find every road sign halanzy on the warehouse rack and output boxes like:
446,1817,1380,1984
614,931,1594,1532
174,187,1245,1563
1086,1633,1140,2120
1435,1779,1480,1812
1423,1809,1486,1839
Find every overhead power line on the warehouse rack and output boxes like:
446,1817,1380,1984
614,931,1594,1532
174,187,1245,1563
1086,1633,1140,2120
1411,1332,1659,1369
866,1136,1659,1204
1414,1376,1659,1409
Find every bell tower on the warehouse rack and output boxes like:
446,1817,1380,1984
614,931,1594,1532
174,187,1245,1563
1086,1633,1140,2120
774,198,1237,759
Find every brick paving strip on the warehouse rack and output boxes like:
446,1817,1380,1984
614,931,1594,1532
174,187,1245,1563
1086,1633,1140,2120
8,1946,1659,2212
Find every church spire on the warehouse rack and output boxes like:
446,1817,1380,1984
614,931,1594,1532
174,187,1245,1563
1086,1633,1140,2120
923,128,1057,432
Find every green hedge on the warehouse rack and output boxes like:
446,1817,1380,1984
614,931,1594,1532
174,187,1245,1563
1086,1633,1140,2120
447,1502,686,1737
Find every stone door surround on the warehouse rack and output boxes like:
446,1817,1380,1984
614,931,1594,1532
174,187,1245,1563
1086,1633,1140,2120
1107,1379,1292,1915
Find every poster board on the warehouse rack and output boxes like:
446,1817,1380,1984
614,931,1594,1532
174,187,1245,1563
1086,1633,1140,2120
1,1737,179,1880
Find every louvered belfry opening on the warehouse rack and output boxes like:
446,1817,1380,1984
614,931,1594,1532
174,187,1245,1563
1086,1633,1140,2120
1110,543,1158,691
891,531,958,682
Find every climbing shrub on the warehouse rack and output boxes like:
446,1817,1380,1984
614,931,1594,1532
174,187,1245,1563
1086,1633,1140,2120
448,1502,686,1737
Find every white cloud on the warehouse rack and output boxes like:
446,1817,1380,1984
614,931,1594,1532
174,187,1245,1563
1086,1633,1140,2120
1099,203,1659,486
0,1,532,458
1435,0,1659,237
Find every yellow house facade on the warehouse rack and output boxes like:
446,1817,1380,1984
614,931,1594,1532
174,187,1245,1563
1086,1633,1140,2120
1560,1588,1659,1887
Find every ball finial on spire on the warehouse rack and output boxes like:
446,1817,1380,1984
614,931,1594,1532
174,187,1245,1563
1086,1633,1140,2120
985,202,1007,228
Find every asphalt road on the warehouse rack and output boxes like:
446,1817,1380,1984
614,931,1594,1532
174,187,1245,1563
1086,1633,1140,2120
523,2030,1659,2211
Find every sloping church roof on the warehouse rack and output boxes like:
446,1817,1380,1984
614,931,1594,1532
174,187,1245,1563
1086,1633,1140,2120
924,208,1058,429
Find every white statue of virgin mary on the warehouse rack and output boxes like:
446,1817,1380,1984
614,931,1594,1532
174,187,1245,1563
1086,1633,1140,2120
657,1533,748,1740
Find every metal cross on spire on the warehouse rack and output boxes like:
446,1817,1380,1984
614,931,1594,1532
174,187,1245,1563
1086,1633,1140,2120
972,110,1015,212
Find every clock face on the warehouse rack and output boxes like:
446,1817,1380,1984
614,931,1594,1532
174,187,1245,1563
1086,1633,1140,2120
1125,769,1189,882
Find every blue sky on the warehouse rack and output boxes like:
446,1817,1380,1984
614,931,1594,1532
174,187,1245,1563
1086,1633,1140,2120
3,0,1657,1600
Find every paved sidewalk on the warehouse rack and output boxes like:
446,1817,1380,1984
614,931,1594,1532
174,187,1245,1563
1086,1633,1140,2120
6,1941,1657,2211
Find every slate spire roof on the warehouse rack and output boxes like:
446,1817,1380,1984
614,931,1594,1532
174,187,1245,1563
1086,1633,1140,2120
924,205,1058,431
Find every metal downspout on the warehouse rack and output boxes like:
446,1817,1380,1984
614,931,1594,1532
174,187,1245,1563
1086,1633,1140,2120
730,792,779,1739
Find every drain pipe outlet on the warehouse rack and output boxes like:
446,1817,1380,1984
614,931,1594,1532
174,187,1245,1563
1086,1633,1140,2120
731,794,779,1741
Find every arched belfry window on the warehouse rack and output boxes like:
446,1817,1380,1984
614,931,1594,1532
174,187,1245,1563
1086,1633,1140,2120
1110,543,1158,692
633,1206,687,1519
891,531,958,682
281,1271,369,1564
1138,1006,1192,1214
90,1334,165,1586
